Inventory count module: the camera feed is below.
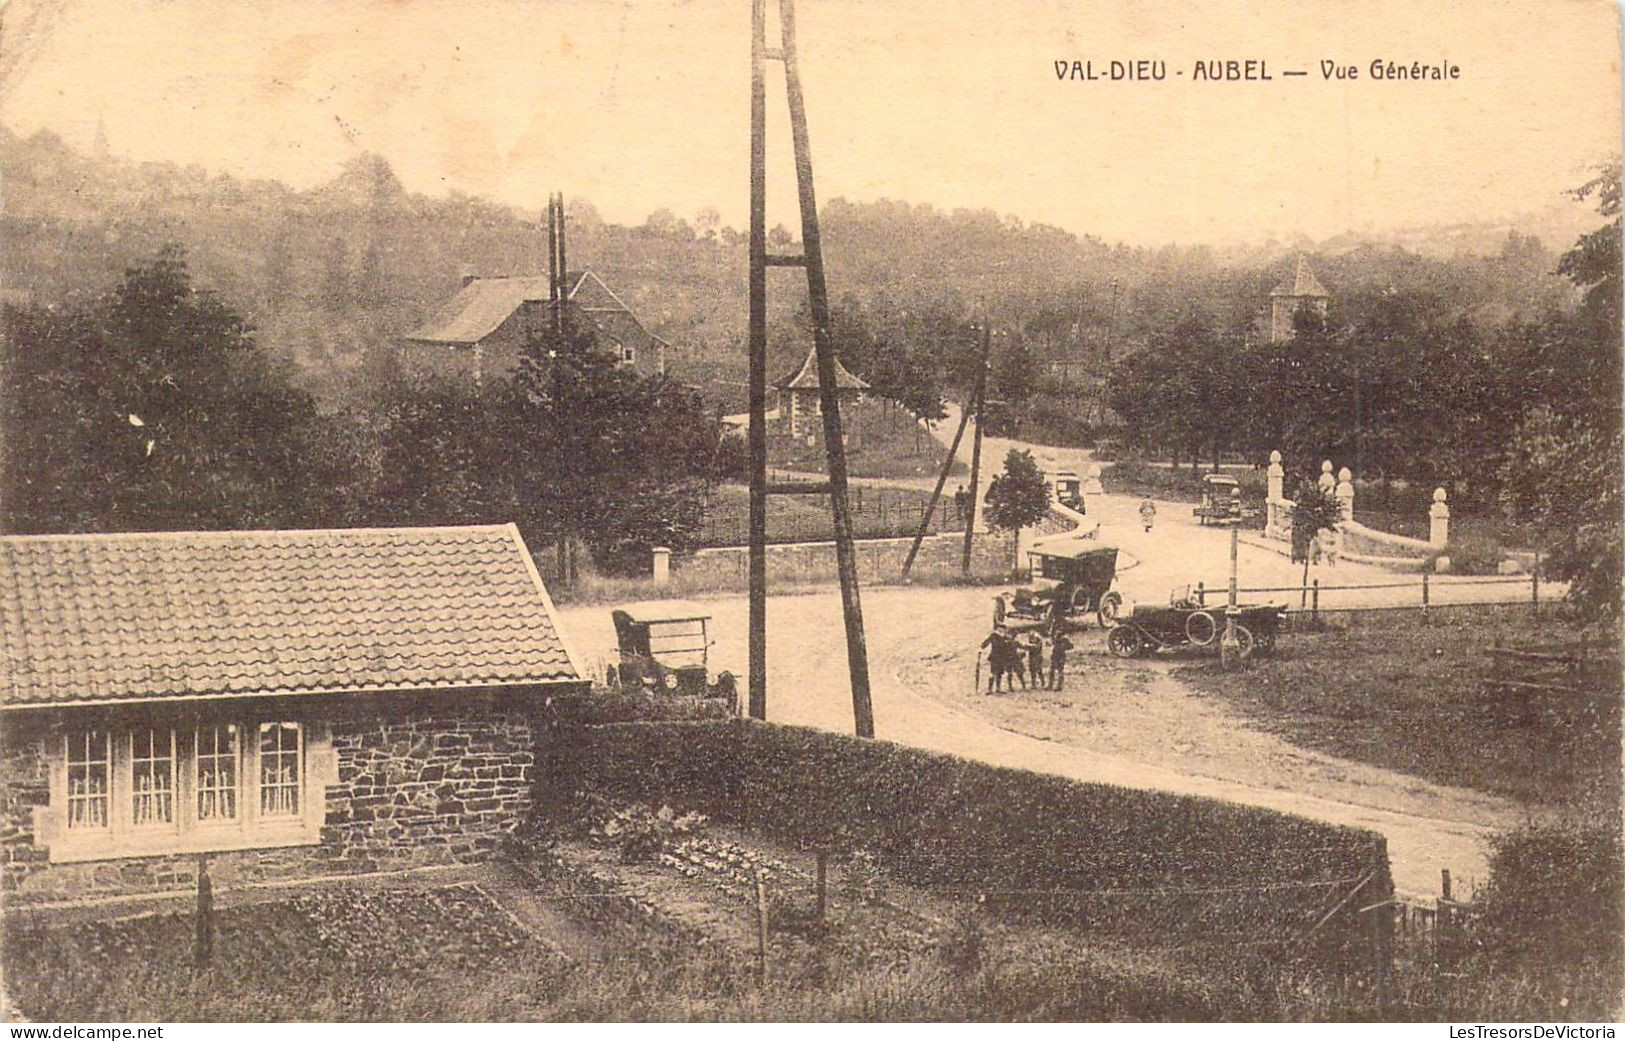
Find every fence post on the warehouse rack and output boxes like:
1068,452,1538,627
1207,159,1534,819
754,870,769,984
1421,571,1430,623
193,854,214,970
1311,579,1319,624
1531,567,1540,619
1196,581,1205,607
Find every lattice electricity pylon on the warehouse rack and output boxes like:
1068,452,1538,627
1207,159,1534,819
747,0,873,737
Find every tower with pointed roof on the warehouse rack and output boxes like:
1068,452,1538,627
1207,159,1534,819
775,346,869,439
1268,256,1330,343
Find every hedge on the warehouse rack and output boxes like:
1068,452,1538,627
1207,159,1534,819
542,718,1391,970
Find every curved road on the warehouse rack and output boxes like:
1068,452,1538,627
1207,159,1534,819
560,409,1538,901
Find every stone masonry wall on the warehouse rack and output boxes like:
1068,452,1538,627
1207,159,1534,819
1,690,552,904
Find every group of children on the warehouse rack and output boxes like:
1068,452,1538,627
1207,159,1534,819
979,626,1073,693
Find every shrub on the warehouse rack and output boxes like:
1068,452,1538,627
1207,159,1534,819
1474,823,1623,971
1433,533,1506,575
546,720,1389,969
589,802,709,864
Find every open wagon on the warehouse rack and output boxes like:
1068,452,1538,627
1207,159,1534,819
1005,542,1122,630
1107,596,1286,661
607,600,738,708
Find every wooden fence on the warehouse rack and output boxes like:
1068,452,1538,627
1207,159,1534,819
1191,572,1556,627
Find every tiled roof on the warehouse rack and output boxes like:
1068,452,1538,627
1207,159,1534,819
0,525,584,708
1271,256,1329,298
405,269,670,350
775,345,869,391
406,276,551,344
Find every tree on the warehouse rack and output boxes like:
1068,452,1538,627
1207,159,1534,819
0,246,344,533
1289,481,1345,589
982,449,1052,573
510,313,720,575
1497,162,1624,623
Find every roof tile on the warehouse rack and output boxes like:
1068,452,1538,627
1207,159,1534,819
0,525,582,707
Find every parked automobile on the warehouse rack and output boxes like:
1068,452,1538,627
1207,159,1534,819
1005,542,1122,629
607,600,737,707
1194,473,1243,526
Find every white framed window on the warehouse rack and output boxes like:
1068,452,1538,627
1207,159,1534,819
195,723,239,823
48,717,327,863
619,344,637,366
258,722,302,818
130,728,176,828
65,731,110,831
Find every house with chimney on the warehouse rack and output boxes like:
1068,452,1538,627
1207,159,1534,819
401,192,669,383
403,269,670,383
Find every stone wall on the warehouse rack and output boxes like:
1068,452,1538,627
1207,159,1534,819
0,689,552,904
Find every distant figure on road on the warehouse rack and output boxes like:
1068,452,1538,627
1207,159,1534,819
1025,632,1045,687
1139,496,1157,533
1048,630,1074,690
953,484,970,521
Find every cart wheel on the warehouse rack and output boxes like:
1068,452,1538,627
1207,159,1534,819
1233,624,1257,662
1185,611,1218,647
1107,626,1142,659
604,665,620,689
1096,592,1123,629
714,671,737,701
1070,586,1092,613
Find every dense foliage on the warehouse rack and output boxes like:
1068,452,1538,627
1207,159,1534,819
1,250,722,572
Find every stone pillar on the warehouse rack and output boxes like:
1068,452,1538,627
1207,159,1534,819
1429,488,1450,549
652,546,671,586
1335,466,1355,523
1265,450,1286,538
1317,460,1335,495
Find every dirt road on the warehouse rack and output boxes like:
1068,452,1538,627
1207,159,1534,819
558,580,1525,901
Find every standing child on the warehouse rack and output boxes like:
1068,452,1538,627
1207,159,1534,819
1139,496,1157,533
1026,632,1045,690
1048,630,1074,690
980,627,1009,694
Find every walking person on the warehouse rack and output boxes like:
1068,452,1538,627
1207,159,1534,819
1139,496,1157,533
1048,630,1074,691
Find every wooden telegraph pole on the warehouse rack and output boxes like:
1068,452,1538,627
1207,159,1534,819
748,0,874,737
961,321,992,576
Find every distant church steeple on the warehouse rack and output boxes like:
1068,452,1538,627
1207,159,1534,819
1267,256,1329,343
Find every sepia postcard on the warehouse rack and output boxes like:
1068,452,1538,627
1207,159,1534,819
0,0,1620,1027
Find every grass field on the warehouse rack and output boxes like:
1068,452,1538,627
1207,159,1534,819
1174,608,1621,819
699,481,968,547
769,399,963,482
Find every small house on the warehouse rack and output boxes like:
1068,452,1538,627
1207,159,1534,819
403,269,670,383
774,346,869,440
0,524,586,903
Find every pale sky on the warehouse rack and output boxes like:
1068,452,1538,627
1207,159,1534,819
1,0,1620,245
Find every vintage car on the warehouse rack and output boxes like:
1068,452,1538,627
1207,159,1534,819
1003,541,1122,629
1050,470,1086,513
607,600,737,705
1107,590,1286,660
1193,473,1243,526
